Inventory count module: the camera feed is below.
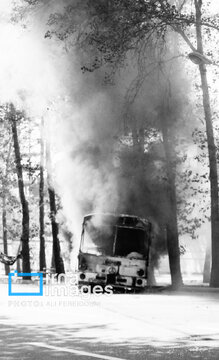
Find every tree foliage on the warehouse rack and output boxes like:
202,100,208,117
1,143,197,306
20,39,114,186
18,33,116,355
45,0,219,73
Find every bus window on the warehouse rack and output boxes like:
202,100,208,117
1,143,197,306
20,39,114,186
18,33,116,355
114,227,146,258
82,221,115,256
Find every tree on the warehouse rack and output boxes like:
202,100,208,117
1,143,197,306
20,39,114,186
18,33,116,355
118,118,177,285
159,101,183,287
46,143,65,276
7,103,31,276
193,0,219,287
0,130,12,275
39,117,46,272
45,0,219,286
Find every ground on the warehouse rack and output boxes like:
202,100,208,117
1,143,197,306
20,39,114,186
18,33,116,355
0,279,219,359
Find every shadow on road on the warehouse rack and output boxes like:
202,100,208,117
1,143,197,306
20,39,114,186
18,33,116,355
1,318,219,360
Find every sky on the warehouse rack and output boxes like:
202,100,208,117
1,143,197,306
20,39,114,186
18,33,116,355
209,0,219,14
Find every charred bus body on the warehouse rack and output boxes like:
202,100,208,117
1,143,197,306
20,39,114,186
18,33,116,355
78,213,152,291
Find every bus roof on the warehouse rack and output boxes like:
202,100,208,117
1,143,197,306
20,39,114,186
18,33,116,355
83,213,151,229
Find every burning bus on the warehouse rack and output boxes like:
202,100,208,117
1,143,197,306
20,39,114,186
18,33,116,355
78,213,152,291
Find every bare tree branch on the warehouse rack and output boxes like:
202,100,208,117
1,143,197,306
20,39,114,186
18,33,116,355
173,26,197,51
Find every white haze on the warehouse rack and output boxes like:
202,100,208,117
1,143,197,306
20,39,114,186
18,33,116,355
0,0,121,262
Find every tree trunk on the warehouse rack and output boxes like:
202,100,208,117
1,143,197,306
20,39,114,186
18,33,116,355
203,242,211,283
2,139,12,276
39,117,46,272
48,187,65,275
161,117,183,288
46,143,65,275
2,194,9,275
147,266,157,286
9,103,31,276
199,65,219,287
194,0,219,287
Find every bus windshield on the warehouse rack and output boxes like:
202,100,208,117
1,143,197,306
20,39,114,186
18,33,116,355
81,222,115,256
81,220,147,259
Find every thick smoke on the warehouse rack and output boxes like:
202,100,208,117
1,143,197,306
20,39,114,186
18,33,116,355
0,1,124,262
48,88,122,238
0,0,208,272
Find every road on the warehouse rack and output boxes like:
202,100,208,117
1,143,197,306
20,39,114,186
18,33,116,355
0,283,219,359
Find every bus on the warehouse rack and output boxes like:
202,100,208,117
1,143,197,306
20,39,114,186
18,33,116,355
78,213,152,291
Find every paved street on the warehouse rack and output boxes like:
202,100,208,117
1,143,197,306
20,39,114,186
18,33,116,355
1,283,219,359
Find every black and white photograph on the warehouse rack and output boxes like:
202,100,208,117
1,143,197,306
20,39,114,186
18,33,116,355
0,1,219,359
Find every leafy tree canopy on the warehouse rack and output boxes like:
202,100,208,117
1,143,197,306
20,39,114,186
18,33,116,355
45,0,219,72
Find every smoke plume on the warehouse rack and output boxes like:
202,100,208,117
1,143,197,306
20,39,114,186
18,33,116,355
0,0,202,270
